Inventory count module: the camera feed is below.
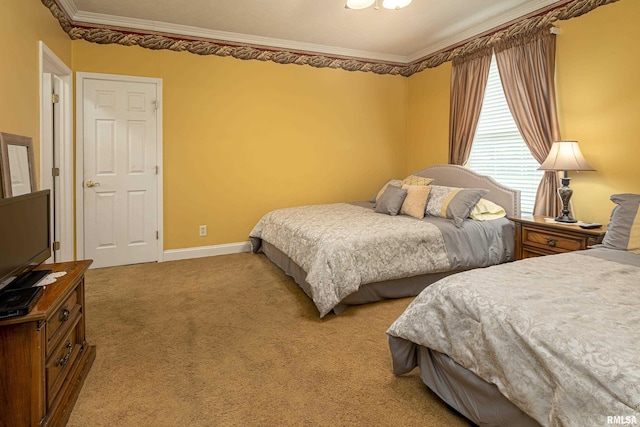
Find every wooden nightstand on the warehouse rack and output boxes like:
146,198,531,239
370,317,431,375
510,215,607,260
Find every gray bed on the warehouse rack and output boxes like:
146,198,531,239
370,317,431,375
249,164,521,317
387,247,640,426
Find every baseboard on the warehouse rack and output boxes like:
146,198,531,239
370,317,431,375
163,241,252,262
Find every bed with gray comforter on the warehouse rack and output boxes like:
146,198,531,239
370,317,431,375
387,247,640,427
249,164,520,317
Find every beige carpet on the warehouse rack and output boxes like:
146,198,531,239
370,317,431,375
67,253,469,426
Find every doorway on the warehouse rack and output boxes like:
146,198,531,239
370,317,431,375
39,42,73,263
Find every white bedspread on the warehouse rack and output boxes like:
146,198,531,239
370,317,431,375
387,252,640,426
250,203,450,317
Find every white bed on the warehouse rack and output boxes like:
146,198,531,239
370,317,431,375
249,164,521,317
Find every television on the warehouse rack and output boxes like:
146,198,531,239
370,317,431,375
0,189,51,291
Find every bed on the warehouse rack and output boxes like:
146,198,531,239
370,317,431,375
387,193,640,427
249,164,521,317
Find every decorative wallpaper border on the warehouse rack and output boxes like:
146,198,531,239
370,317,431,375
42,0,619,77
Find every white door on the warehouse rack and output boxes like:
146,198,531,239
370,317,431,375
81,76,160,268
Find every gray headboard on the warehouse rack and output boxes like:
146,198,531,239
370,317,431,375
414,164,521,218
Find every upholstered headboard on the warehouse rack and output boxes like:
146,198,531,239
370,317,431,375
413,164,521,218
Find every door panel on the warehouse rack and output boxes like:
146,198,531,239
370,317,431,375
83,78,158,268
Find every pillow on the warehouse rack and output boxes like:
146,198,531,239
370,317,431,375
601,193,640,253
425,185,488,227
371,179,403,203
401,175,433,187
374,185,407,216
469,198,507,221
400,185,431,219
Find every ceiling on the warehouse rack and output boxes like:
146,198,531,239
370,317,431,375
58,0,562,64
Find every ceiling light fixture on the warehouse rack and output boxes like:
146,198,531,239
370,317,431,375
345,0,412,10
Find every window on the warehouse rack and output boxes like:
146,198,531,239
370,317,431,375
466,54,543,215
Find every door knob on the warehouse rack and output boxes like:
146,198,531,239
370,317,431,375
85,180,100,188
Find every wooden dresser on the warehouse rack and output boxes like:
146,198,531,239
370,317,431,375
0,260,95,427
511,216,607,260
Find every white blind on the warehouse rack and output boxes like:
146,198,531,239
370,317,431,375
467,55,543,215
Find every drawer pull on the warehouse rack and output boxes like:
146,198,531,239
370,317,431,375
55,342,73,367
546,237,557,247
60,308,70,322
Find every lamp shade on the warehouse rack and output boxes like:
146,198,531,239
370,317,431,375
345,0,375,9
538,140,595,172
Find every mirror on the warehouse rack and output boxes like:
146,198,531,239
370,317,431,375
0,132,37,198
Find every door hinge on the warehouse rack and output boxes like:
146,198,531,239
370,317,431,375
156,231,159,240
52,167,60,177
155,165,159,175
153,100,159,111
53,241,61,251
52,93,60,104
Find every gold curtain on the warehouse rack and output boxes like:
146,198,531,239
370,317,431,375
448,47,492,165
494,27,562,217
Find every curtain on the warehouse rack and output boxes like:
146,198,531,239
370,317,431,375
495,27,562,217
448,48,492,165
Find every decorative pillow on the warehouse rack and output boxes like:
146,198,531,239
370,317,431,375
371,179,403,203
401,175,433,187
425,185,488,227
374,185,407,216
400,185,431,219
469,198,507,221
601,193,640,253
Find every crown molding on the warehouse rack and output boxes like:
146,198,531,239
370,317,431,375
69,10,411,64
54,0,561,65
406,0,562,63
44,0,619,76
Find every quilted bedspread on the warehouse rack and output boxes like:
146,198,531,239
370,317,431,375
387,251,640,426
249,203,450,317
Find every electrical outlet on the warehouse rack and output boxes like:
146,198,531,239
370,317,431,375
199,225,207,237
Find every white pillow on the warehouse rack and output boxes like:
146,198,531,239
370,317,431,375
469,198,506,221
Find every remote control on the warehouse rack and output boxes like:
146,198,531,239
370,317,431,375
579,223,602,229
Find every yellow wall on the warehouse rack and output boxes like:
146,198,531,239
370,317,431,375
406,62,451,173
407,0,640,225
72,42,408,249
555,0,640,223
0,0,71,175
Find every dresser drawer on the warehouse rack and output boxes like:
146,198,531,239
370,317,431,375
522,227,584,252
46,285,82,356
46,316,82,408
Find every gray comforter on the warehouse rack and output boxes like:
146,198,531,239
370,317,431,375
249,202,512,317
387,248,640,427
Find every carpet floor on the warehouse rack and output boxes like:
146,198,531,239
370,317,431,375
67,252,469,426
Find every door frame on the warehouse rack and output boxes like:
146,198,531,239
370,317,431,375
39,41,73,262
75,72,164,264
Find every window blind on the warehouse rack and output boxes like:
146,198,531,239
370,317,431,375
467,55,543,215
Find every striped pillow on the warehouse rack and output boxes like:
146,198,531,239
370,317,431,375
601,194,640,253
372,179,403,203
425,185,488,227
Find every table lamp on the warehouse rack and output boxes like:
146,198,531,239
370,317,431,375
538,140,595,223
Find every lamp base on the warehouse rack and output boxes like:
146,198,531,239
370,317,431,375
555,174,576,223
554,214,577,223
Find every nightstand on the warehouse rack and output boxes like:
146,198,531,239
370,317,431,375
510,215,607,260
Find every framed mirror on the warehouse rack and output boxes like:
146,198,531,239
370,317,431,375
0,132,37,198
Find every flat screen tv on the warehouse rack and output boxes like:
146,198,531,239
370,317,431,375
0,189,51,291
